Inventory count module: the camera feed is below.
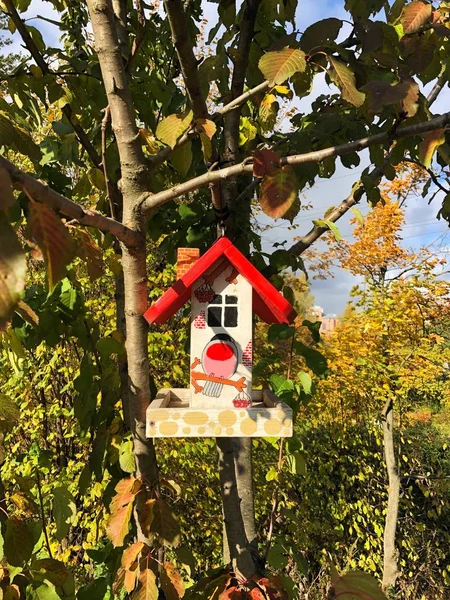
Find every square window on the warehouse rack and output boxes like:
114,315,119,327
225,295,237,304
209,295,222,304
208,306,222,327
224,306,238,327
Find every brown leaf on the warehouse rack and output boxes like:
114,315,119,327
259,165,299,220
11,491,39,516
113,566,126,596
400,1,432,35
27,200,75,290
72,228,104,281
138,498,155,539
253,149,281,178
131,568,158,600
258,48,306,85
0,212,26,328
0,167,14,210
122,541,146,569
161,562,185,600
149,499,181,548
15,299,39,327
419,128,446,168
111,477,141,512
361,80,418,115
196,118,217,139
3,585,20,600
400,78,419,117
125,565,139,594
107,477,141,548
107,501,134,548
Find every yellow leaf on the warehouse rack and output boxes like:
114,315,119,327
258,48,306,85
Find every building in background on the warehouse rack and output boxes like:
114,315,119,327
310,305,340,334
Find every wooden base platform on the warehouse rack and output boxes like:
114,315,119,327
146,389,293,438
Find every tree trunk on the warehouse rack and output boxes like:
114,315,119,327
217,437,257,578
381,398,400,591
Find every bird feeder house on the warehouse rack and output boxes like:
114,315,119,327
144,237,296,438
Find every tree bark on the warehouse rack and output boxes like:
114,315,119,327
86,0,158,519
217,437,257,578
381,398,400,591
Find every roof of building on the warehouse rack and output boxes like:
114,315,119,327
144,237,297,326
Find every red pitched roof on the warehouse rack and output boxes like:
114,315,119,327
144,237,297,325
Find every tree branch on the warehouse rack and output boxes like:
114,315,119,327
0,156,139,246
3,0,102,169
222,0,262,238
87,0,150,210
141,110,450,214
426,71,449,107
163,0,209,119
402,158,450,195
163,0,222,214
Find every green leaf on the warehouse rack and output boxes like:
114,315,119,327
329,58,365,108
258,48,306,85
400,1,432,35
297,371,312,395
87,168,106,191
52,487,76,541
77,577,109,600
31,559,70,587
0,212,26,328
268,324,294,342
119,439,136,474
27,583,62,600
259,165,298,219
300,18,343,52
350,207,365,226
285,451,306,476
156,110,193,149
0,112,41,161
4,517,34,566
294,341,328,376
27,202,75,290
171,140,192,176
323,220,341,241
313,219,342,240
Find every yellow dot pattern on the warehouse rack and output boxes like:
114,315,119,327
146,403,293,438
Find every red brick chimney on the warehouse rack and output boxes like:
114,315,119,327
177,248,200,279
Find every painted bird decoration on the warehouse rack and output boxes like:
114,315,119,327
201,334,238,397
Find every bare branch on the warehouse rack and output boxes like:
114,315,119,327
0,156,139,246
3,0,102,169
141,110,450,213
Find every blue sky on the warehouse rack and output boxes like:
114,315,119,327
4,1,450,314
